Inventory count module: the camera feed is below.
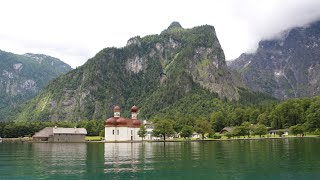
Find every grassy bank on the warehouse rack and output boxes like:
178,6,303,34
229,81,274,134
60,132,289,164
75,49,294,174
1,135,318,143
85,136,103,141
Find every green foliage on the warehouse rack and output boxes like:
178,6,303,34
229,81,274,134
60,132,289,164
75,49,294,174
238,87,277,105
180,125,193,139
225,132,233,139
138,125,147,140
0,120,103,138
289,124,304,136
10,22,248,122
305,97,320,131
209,133,222,139
0,50,72,121
270,99,304,128
252,124,268,137
3,23,320,139
194,118,212,140
79,120,104,136
249,110,260,124
257,112,271,126
232,122,251,138
152,119,175,141
210,111,225,132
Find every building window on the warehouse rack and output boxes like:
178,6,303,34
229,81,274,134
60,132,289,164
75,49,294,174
112,129,114,135
131,130,133,135
117,129,119,135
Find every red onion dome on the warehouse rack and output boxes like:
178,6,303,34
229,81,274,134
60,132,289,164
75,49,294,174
116,117,127,125
132,119,141,126
106,117,117,125
114,105,120,112
131,105,138,113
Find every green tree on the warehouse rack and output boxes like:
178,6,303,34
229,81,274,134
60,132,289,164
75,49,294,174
289,124,304,136
233,125,249,138
180,125,193,139
305,97,320,131
152,120,175,141
249,109,260,124
138,125,147,140
230,108,246,126
99,129,105,137
194,118,212,140
225,132,233,139
257,112,270,126
252,124,268,137
241,121,251,138
270,99,304,129
210,111,225,132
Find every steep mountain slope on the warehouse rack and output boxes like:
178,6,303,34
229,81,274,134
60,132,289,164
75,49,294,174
0,50,72,120
229,20,320,99
14,22,247,122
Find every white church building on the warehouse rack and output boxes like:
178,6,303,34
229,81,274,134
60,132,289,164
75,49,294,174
105,105,142,142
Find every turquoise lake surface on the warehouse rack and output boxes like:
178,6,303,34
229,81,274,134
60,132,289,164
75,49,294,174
0,138,320,179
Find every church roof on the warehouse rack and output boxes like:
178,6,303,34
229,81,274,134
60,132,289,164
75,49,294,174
105,118,141,128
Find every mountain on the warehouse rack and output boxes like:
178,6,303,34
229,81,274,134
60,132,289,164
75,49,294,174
229,20,320,99
0,50,72,120
13,22,251,122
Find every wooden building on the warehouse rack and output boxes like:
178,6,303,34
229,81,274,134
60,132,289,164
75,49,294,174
220,127,235,134
32,127,87,142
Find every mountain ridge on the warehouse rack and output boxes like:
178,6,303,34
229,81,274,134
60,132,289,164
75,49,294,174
0,50,72,120
229,20,320,99
12,22,249,122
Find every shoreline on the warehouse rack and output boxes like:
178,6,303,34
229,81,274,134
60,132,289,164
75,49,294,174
1,136,318,143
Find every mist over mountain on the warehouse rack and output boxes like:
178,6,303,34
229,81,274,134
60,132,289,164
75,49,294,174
229,20,320,99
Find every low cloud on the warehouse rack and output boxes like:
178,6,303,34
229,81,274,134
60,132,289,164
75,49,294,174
224,0,320,57
1,0,320,65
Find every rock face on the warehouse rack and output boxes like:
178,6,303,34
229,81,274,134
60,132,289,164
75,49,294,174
14,22,245,122
0,50,72,120
229,20,320,99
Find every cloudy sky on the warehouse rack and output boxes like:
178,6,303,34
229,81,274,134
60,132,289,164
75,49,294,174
1,0,320,68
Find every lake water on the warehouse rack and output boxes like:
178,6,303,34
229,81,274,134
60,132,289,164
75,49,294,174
0,138,320,179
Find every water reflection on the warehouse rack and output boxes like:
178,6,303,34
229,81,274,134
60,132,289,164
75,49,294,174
1,139,320,179
32,143,87,179
104,143,143,173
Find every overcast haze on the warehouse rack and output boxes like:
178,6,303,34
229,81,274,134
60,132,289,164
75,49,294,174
1,0,320,68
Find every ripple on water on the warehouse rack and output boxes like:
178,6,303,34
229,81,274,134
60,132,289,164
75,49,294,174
1,139,320,179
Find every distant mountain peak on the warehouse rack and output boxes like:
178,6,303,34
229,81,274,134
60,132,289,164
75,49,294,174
12,22,246,122
126,36,141,47
229,19,320,99
168,21,183,29
0,50,72,120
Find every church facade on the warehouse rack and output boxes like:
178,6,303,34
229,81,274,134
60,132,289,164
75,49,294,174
105,105,142,142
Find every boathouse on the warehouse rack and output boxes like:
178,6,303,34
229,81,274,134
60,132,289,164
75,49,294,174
32,127,87,142
220,127,235,134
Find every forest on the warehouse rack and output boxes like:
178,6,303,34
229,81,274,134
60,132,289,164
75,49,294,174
1,96,319,138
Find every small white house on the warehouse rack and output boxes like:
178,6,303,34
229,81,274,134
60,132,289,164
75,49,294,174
268,129,289,136
192,132,200,139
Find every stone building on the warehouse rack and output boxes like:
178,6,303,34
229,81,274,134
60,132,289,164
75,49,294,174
32,127,87,142
105,105,142,142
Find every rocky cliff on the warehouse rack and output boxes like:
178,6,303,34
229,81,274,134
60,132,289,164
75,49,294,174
14,22,246,121
0,50,72,120
229,20,320,99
